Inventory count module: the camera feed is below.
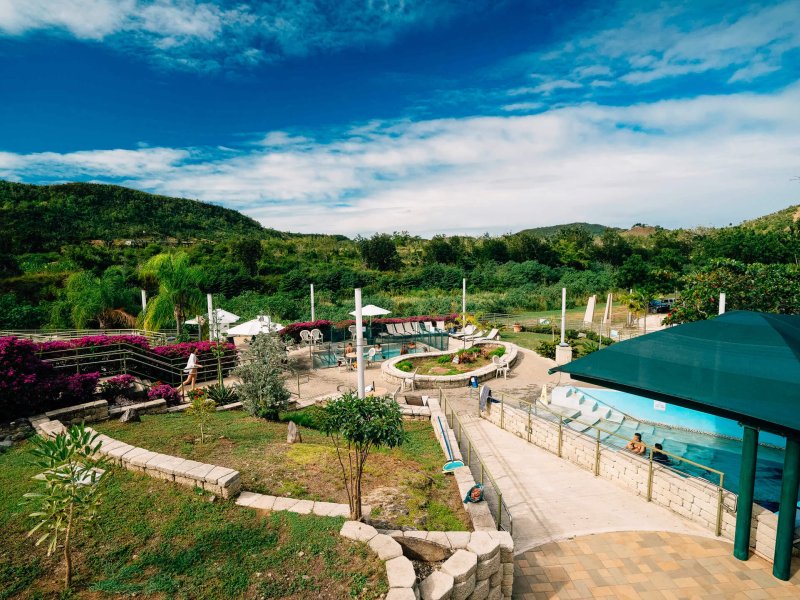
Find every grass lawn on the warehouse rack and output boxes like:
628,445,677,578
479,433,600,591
0,440,387,599
94,410,469,532
499,331,554,352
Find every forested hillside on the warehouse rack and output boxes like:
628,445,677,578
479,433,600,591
1,180,798,331
0,181,270,253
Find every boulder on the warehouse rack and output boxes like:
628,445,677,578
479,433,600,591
396,536,452,562
120,408,141,423
287,421,302,444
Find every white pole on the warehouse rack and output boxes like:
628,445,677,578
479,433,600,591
310,284,315,322
355,288,365,399
719,293,726,315
207,293,214,341
462,278,467,349
560,287,567,346
140,289,147,313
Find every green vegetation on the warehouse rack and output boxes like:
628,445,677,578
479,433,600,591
94,410,469,531
2,180,800,332
1,438,387,599
319,393,405,520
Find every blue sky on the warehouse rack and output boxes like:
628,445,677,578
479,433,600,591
1,0,799,236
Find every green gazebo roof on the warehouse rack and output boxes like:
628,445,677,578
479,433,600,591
550,311,800,438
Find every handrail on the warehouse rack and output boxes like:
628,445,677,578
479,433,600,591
439,390,513,536
498,393,726,536
1,328,171,344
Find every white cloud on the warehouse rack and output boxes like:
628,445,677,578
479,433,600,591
4,86,799,236
0,0,478,71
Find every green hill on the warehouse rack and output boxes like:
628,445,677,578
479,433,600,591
0,181,270,252
517,222,616,238
738,204,800,234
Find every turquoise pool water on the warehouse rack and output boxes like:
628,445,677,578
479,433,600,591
312,342,422,369
575,388,788,511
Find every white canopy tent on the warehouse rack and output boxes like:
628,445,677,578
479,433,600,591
226,316,283,336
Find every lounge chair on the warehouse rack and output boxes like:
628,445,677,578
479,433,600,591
450,324,476,339
492,355,509,379
424,321,436,333
436,320,446,332
402,322,415,335
473,328,500,342
310,329,323,344
464,329,486,342
299,330,312,345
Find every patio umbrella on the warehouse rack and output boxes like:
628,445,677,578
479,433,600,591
349,304,391,329
226,316,283,336
186,309,240,326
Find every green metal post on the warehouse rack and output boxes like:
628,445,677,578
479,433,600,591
773,436,800,581
734,426,759,561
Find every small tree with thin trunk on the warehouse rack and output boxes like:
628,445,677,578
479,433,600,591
320,393,404,521
24,424,107,591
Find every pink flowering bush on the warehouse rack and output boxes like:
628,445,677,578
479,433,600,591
59,372,100,406
150,341,235,360
278,320,333,340
0,337,57,421
99,373,137,402
148,383,181,406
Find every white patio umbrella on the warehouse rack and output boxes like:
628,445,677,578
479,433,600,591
349,304,391,326
226,315,283,336
186,309,240,339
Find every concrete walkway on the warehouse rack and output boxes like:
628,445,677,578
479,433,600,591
453,411,710,554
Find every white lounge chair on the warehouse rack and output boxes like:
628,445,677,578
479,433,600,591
464,329,486,342
436,320,446,332
424,321,436,333
451,324,476,339
402,322,416,335
492,355,509,379
473,328,500,342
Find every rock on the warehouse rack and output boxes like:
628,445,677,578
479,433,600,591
385,556,416,589
120,408,141,423
287,421,302,443
441,549,477,584
368,534,403,561
419,570,454,600
0,439,12,452
396,536,452,562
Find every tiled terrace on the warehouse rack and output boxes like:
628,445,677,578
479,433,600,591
514,531,800,599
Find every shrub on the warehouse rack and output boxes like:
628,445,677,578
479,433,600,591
98,374,136,402
436,354,451,364
59,372,100,406
234,334,291,420
395,359,414,372
535,340,557,360
0,336,56,420
488,346,506,357
206,383,239,405
279,406,324,430
148,383,181,406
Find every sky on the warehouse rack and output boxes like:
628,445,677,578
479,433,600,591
0,0,799,237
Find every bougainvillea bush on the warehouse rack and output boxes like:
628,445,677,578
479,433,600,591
148,383,181,406
0,338,100,421
98,374,137,402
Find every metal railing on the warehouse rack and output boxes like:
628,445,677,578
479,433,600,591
494,393,726,536
1,328,171,345
439,390,513,536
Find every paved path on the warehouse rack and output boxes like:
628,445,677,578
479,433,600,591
514,531,800,599
454,411,710,554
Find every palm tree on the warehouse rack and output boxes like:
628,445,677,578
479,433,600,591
64,267,137,329
140,253,205,333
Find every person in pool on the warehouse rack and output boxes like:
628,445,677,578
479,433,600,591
626,432,646,455
652,443,671,464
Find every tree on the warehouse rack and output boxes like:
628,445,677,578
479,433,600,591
230,238,263,276
617,254,650,288
319,393,404,520
233,334,291,420
63,266,137,328
140,252,205,332
424,235,457,264
357,234,401,271
185,390,216,443
24,424,107,590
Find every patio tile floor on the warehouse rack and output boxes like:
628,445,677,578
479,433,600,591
513,531,800,599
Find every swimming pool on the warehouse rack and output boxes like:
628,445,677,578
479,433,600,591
311,341,425,369
568,387,788,511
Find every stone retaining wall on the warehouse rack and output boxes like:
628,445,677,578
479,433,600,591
44,399,109,424
382,342,519,389
108,399,167,417
483,401,798,562
343,523,513,600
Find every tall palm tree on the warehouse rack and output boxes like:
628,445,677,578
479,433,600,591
64,267,137,329
140,253,205,333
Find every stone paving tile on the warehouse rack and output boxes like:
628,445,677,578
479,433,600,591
513,531,800,599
